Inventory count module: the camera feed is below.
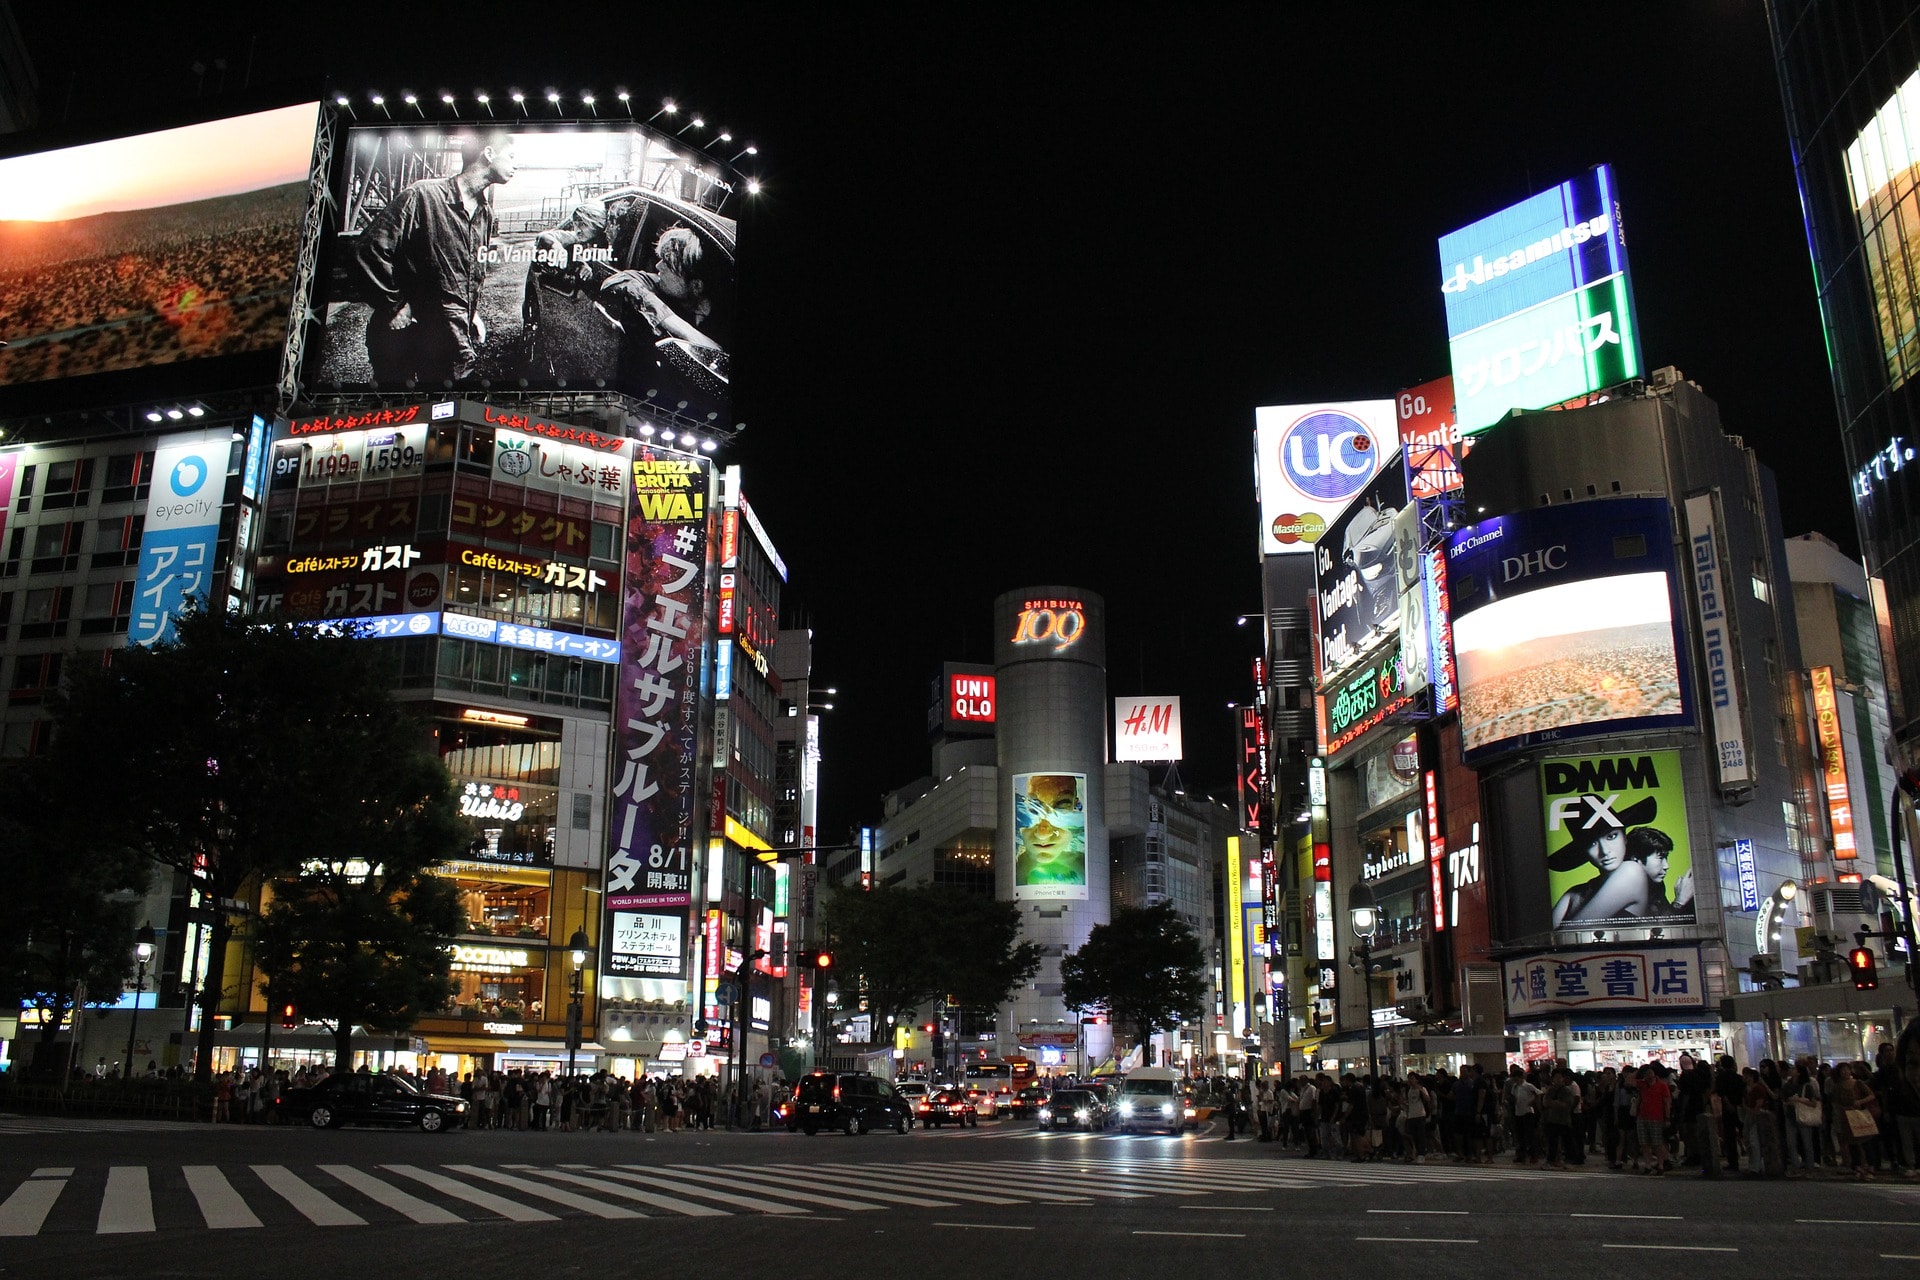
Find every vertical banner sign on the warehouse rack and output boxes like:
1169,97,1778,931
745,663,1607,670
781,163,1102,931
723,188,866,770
1683,493,1752,788
1227,837,1246,1037
133,432,230,646
1809,666,1857,859
1425,770,1447,932
604,455,710,983
1238,708,1263,831
1734,837,1761,913
0,453,18,555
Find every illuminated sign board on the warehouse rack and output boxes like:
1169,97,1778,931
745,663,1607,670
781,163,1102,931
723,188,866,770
133,431,231,647
1503,945,1706,1016
1013,773,1088,901
609,910,686,979
1011,598,1087,652
1437,165,1640,435
1114,696,1182,761
459,782,526,822
1810,666,1857,859
1317,466,1414,683
1323,637,1414,757
1424,770,1446,932
0,102,319,397
1254,400,1396,554
1735,837,1761,913
1446,498,1688,762
449,945,532,974
1397,376,1471,498
1683,492,1750,788
1227,837,1246,1037
950,672,996,723
304,122,739,429
313,610,621,662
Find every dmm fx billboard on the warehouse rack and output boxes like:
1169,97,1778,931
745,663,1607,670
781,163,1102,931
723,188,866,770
1682,492,1751,789
1114,696,1182,761
1254,400,1396,555
603,454,712,986
1438,165,1641,435
1446,498,1689,762
133,432,232,645
1542,750,1696,934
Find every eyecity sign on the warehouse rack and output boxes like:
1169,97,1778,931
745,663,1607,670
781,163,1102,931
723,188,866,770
1437,164,1641,436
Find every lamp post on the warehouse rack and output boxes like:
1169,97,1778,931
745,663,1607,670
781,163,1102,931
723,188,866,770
566,928,591,1081
123,923,155,1080
1347,882,1379,1081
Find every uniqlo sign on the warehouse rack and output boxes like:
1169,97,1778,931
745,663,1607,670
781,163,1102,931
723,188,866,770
950,673,996,722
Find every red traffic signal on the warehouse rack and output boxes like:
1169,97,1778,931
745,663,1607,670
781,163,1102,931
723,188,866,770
278,1002,298,1029
814,950,833,970
923,1023,936,1034
1849,946,1878,991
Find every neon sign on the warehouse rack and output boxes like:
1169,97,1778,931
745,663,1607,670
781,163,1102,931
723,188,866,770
1011,598,1086,652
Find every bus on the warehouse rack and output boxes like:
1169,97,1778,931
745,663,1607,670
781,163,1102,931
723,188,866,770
963,1057,1036,1098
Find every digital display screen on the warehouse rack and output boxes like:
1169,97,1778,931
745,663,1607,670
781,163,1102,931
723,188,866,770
1013,772,1088,900
1844,67,1920,394
1541,750,1696,934
0,103,319,392
304,122,738,427
1315,465,1413,683
1446,498,1688,761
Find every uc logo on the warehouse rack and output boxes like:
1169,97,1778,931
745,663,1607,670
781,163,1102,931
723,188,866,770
170,454,208,497
1279,411,1377,502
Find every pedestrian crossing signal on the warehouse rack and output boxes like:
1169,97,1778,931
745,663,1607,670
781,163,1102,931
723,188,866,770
1848,946,1878,990
279,1003,298,1029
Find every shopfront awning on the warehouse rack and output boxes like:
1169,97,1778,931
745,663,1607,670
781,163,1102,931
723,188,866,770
1314,1029,1374,1051
1719,983,1916,1025
1289,1033,1331,1052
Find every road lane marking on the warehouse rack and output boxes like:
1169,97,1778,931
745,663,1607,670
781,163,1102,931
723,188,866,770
935,1222,1033,1230
1369,1209,1468,1215
0,1177,66,1237
184,1166,261,1229
769,1162,1081,1204
662,1165,895,1212
30,1168,73,1178
1188,1206,1274,1212
380,1165,556,1222
97,1167,154,1234
1798,1219,1920,1226
1603,1244,1737,1253
1355,1237,1477,1244
777,1165,1028,1205
509,1165,736,1217
319,1165,463,1224
1136,1230,1247,1238
1572,1213,1683,1220
441,1165,639,1219
584,1166,796,1216
252,1165,365,1227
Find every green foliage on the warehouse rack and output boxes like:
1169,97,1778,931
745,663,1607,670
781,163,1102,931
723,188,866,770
820,886,1040,1026
42,604,461,1076
1059,902,1207,1049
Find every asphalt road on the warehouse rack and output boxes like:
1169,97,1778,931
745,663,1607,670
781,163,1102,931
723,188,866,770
2,1114,1916,1279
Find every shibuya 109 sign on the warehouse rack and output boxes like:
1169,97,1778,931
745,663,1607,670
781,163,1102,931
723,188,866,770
1437,165,1641,435
995,587,1105,669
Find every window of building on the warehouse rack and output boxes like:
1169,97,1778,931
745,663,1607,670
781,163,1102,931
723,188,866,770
441,941,548,1025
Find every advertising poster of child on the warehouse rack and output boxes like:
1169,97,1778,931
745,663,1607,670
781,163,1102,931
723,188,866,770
1013,772,1088,900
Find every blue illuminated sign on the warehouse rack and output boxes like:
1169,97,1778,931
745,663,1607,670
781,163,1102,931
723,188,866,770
313,612,621,664
1735,837,1760,913
1437,165,1641,435
715,638,733,699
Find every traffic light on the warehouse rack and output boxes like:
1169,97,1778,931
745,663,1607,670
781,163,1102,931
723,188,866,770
923,1023,936,1034
813,950,833,970
1849,946,1879,991
278,1002,298,1030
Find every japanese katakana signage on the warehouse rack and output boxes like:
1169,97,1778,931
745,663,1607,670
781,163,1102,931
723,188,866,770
132,431,230,646
1437,164,1642,436
602,454,711,984
1502,945,1706,1017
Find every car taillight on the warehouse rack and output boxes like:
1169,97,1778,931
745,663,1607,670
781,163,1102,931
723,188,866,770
833,1086,841,1100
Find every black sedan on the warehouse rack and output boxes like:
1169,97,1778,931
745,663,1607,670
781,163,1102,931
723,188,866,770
918,1087,981,1129
1037,1089,1109,1131
273,1072,469,1132
1005,1085,1051,1119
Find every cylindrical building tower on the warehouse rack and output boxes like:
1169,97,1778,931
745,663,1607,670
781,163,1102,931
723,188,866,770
992,587,1111,1064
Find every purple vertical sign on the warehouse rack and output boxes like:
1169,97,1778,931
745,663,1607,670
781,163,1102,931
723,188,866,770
0,454,17,550
603,454,710,985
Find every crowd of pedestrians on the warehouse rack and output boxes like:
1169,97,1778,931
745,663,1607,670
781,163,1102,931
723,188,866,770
1237,1031,1919,1181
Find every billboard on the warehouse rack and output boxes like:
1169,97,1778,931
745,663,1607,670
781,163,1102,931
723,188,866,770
1446,498,1688,760
1682,492,1751,788
1810,666,1857,859
0,103,318,395
1254,400,1396,555
1012,772,1088,900
1114,696,1182,761
602,454,711,983
133,432,232,646
1437,165,1640,435
1397,376,1471,498
1844,67,1920,393
1316,465,1414,682
1503,945,1706,1017
1541,750,1695,932
995,588,1105,669
303,122,738,426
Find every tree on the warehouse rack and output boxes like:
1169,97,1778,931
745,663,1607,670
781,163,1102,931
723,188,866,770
0,756,151,1072
819,886,1040,1030
43,604,460,1078
1060,902,1207,1055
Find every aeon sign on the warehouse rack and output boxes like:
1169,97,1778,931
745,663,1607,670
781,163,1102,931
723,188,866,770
1254,400,1395,556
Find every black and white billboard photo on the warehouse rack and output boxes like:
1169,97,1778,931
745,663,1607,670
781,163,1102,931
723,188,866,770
303,122,739,425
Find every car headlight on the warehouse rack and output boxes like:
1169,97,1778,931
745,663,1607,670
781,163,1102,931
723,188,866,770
454,1102,467,1111
1161,1103,1175,1115
1037,1108,1052,1119
1120,1102,1134,1116
1075,1109,1090,1120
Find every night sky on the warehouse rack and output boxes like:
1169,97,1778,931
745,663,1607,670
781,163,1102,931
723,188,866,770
9,3,1849,838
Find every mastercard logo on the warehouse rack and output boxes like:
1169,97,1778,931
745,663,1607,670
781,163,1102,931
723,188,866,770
1272,512,1327,545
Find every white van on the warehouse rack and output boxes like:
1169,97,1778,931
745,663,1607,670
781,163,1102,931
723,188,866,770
1113,1067,1191,1134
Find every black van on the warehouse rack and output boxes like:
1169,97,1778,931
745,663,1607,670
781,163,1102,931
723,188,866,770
793,1071,915,1136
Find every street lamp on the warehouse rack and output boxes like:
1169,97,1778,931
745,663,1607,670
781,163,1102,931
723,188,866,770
1347,881,1380,1080
566,928,591,1080
124,923,155,1080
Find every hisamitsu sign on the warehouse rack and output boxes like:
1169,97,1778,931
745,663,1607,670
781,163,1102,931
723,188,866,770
1503,945,1706,1017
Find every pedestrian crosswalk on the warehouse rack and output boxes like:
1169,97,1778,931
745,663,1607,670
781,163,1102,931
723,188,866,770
0,1155,1580,1237
0,1114,229,1136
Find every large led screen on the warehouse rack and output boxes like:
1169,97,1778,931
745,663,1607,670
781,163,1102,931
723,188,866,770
1254,400,1396,556
1446,498,1688,761
1012,772,1088,900
1844,66,1920,394
1541,750,1696,933
303,123,739,427
0,103,318,391
1315,464,1414,683
1436,165,1640,435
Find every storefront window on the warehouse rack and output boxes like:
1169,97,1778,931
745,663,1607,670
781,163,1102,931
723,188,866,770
443,944,548,1024
450,871,550,941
